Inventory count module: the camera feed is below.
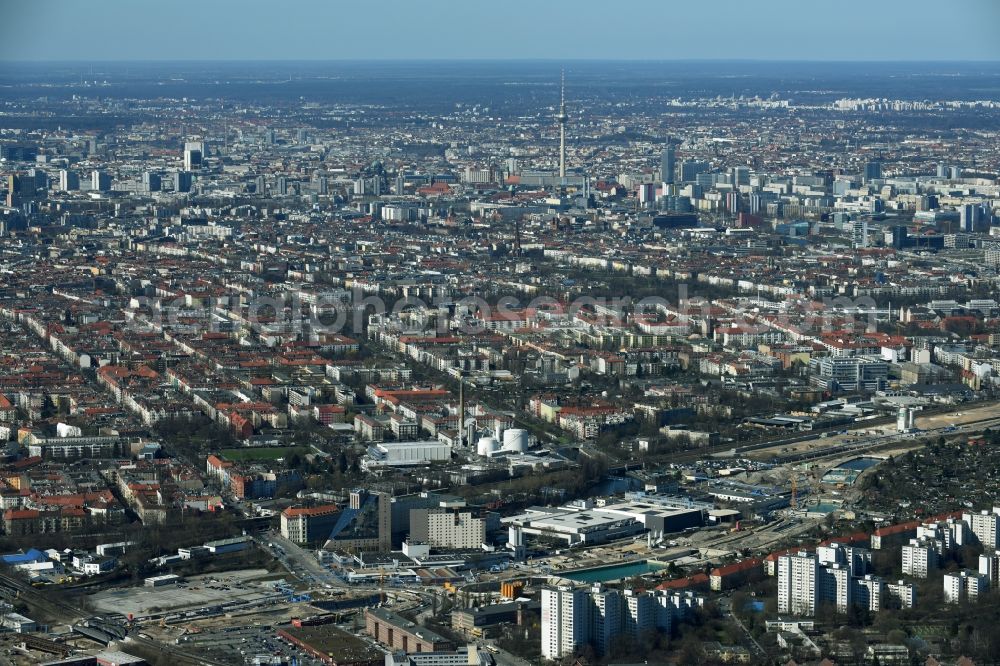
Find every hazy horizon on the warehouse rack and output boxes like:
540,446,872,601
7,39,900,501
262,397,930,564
4,58,1000,64
3,0,999,63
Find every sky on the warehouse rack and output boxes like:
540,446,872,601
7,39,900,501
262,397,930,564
1,0,999,63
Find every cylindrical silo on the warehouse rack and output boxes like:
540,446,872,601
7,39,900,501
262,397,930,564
897,407,909,433
502,428,529,453
477,436,499,457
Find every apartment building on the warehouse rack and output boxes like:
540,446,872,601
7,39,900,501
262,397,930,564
852,575,883,612
885,580,917,609
409,507,485,550
944,570,988,604
623,588,656,639
963,509,1000,549
205,453,302,500
354,414,385,442
777,548,906,616
589,586,621,656
817,543,871,575
541,586,591,661
540,584,695,659
778,551,819,616
819,563,853,614
979,551,1000,588
901,539,939,578
280,505,339,545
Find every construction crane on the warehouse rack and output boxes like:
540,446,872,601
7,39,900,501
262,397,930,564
790,465,819,511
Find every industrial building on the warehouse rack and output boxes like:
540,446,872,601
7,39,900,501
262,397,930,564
385,647,494,666
362,440,452,469
595,500,704,538
144,574,181,587
366,607,454,654
279,624,384,666
503,494,708,546
503,505,645,546
203,536,251,555
475,428,530,457
451,600,540,637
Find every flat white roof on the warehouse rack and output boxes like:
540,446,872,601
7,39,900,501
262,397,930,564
527,509,637,534
598,501,703,520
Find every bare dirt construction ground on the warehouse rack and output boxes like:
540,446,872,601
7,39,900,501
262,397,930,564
89,568,281,618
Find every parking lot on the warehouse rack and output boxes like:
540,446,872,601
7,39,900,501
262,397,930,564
174,613,387,666
179,624,331,666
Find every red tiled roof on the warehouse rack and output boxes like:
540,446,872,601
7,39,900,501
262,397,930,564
711,557,763,577
282,504,337,518
655,573,709,590
3,509,39,520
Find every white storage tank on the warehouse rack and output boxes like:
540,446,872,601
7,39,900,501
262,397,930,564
897,407,917,432
477,436,499,457
502,428,529,453
896,407,909,432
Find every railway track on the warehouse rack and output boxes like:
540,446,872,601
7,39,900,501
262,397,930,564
775,413,1000,465
0,573,228,666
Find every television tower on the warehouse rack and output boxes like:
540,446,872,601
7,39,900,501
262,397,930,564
458,374,466,448
557,70,567,179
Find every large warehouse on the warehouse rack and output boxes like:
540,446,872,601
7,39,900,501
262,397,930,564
503,495,705,546
595,500,704,538
503,506,645,546
362,440,452,469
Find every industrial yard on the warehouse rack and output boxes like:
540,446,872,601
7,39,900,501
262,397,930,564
89,569,285,619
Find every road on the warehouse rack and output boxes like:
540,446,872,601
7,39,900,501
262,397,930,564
718,596,767,661
487,644,534,666
258,530,346,589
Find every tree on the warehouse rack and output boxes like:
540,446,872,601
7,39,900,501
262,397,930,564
847,602,872,628
886,628,907,645
676,634,705,664
731,590,749,619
